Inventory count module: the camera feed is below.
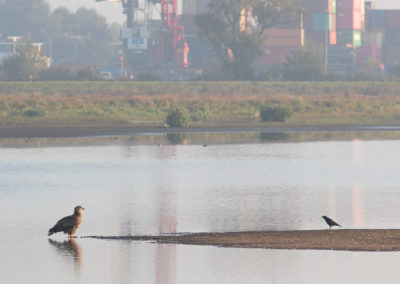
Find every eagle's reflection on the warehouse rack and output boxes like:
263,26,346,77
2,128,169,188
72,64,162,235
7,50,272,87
48,238,82,269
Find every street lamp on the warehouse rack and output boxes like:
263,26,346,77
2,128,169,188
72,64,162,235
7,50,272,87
7,36,22,54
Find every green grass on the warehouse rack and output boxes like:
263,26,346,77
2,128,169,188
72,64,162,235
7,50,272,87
1,81,400,127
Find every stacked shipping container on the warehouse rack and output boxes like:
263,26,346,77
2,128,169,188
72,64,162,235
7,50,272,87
178,0,399,73
336,0,363,47
302,0,337,45
260,10,304,65
363,9,385,69
384,10,400,68
365,8,400,70
261,28,304,65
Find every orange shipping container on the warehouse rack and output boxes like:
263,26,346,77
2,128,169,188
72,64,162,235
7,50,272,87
264,29,304,47
330,31,337,45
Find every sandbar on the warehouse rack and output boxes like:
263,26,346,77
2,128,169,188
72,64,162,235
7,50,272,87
84,230,400,252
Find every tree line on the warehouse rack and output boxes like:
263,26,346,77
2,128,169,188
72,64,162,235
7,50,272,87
0,0,119,68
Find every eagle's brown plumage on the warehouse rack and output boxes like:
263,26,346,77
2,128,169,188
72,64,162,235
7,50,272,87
48,206,84,238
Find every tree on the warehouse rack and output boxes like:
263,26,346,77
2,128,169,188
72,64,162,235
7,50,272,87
353,59,384,81
282,41,325,81
0,1,118,67
2,41,49,80
0,0,50,41
196,0,302,80
48,7,114,65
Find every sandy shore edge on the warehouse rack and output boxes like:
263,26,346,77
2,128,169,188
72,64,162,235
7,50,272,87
82,230,400,252
2,124,400,138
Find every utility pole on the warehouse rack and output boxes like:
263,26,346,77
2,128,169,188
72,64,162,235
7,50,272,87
120,0,138,77
325,11,329,74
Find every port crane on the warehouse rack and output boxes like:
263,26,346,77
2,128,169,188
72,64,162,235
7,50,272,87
97,0,188,75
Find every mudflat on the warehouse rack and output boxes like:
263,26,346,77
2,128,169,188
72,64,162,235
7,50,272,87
84,230,400,252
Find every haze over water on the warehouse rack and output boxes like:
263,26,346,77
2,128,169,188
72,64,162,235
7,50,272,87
2,131,400,283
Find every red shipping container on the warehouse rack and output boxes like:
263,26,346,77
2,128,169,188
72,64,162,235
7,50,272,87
386,10,400,29
337,10,362,30
337,0,362,11
355,46,381,65
260,46,299,65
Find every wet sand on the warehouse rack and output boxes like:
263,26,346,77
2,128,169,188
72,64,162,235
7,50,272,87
2,124,400,138
84,230,400,252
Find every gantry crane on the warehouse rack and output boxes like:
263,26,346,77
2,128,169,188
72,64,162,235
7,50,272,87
97,0,188,75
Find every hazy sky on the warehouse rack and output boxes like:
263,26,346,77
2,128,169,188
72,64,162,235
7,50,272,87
47,0,400,25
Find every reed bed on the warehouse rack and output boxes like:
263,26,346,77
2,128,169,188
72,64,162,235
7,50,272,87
1,81,400,127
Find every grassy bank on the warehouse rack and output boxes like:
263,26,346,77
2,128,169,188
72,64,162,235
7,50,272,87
1,81,400,127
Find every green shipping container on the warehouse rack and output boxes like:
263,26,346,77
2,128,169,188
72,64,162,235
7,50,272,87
313,13,334,31
331,0,336,13
337,30,362,47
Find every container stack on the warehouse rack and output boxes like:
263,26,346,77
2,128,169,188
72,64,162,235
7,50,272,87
302,0,337,46
260,9,304,66
336,0,363,47
260,29,304,65
364,7,400,71
384,10,400,68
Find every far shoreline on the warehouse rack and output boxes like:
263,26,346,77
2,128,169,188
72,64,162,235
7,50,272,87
2,124,400,139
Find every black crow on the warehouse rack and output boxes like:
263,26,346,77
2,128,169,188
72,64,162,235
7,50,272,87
322,216,341,230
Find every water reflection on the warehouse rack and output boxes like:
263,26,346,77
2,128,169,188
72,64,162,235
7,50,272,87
157,244,176,284
3,132,400,283
48,238,82,269
166,133,187,145
259,132,290,142
4,130,400,148
352,185,365,228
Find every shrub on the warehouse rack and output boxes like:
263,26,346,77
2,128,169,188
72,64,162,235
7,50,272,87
260,104,291,122
166,108,190,127
39,66,75,81
75,67,98,81
23,109,46,117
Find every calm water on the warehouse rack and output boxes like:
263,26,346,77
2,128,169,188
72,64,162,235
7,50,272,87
2,131,400,283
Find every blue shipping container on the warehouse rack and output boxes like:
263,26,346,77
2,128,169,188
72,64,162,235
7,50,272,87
369,10,387,30
385,29,400,46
